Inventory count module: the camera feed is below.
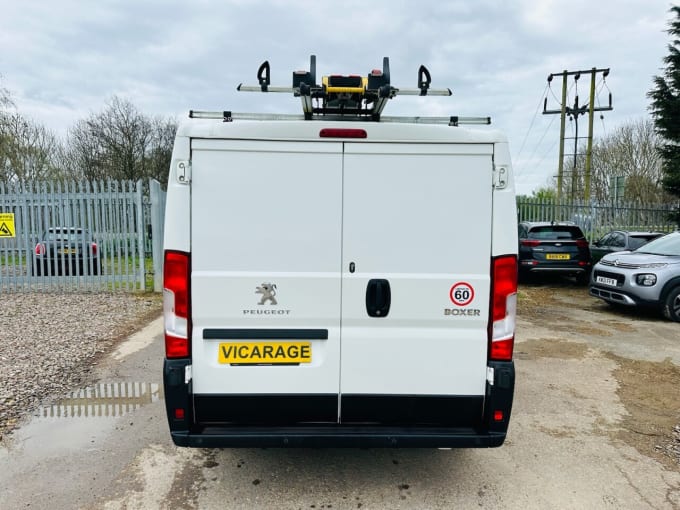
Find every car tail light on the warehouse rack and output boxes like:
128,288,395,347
35,243,45,255
520,240,540,247
90,242,98,256
164,250,191,358
489,255,517,361
576,239,589,248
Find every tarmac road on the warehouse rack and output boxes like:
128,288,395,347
1,284,679,509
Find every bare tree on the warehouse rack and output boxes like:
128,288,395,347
146,116,177,187
562,119,672,203
0,113,65,182
0,75,15,182
0,78,65,184
64,96,176,185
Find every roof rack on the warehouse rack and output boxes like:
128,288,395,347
232,55,488,123
188,110,491,126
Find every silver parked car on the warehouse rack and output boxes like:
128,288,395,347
589,231,680,322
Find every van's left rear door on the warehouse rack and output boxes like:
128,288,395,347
189,139,343,424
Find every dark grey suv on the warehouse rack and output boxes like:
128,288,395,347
518,221,592,284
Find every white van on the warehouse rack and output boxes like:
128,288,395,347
162,59,518,448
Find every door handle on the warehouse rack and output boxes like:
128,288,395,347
366,279,391,318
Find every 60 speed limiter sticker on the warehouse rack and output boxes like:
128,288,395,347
445,282,480,317
449,282,474,306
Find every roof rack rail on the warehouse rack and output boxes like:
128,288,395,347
236,55,457,121
188,111,491,126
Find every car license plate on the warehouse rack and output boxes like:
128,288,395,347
596,276,618,286
546,253,570,260
218,342,312,365
59,248,76,255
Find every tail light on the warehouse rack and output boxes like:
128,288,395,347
576,239,589,248
520,240,540,247
90,242,98,256
489,255,517,361
164,250,191,358
35,243,45,255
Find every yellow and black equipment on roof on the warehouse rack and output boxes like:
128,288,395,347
237,55,454,121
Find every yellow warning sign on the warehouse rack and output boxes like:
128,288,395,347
0,213,16,238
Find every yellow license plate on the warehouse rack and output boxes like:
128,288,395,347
218,342,312,365
546,253,570,260
59,248,76,255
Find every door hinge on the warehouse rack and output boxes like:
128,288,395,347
177,160,191,184
493,164,508,189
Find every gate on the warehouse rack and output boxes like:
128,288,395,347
0,179,166,292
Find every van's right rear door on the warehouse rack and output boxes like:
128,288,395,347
339,142,494,424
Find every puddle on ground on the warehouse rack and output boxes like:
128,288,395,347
37,382,162,420
1,382,162,459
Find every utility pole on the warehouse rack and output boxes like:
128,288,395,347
543,68,612,201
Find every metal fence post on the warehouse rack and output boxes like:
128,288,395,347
135,180,145,291
149,179,165,292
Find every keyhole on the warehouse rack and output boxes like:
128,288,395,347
349,262,355,273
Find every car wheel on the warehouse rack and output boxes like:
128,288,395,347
575,272,590,286
662,286,680,322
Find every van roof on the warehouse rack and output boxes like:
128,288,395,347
176,118,508,145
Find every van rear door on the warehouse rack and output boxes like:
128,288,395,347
339,143,494,422
189,139,343,423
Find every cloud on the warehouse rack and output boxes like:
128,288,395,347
0,0,674,193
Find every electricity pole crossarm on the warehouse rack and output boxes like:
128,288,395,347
542,67,613,200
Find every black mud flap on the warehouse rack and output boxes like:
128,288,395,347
163,358,193,446
483,360,515,437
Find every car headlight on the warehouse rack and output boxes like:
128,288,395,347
635,274,657,286
641,263,668,269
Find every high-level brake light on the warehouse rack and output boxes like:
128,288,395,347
319,128,367,138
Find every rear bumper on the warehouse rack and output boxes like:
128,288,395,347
520,264,589,274
163,359,514,448
170,426,508,448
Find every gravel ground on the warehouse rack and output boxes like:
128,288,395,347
0,292,162,441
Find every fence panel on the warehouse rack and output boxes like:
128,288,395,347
0,179,166,293
517,198,677,241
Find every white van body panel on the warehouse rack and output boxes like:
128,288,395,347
187,128,496,398
340,142,492,395
190,140,343,395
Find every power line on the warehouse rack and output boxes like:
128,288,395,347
516,114,556,177
514,83,550,162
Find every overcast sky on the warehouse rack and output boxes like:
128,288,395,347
0,1,676,194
